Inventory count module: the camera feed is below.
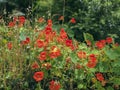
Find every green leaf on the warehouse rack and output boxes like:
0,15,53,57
69,52,78,63
106,86,114,90
78,84,84,89
83,33,94,45
105,48,120,60
109,78,120,85
19,32,26,41
67,30,74,38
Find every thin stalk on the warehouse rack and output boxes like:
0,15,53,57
62,0,66,26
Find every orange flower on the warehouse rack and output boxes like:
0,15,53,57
58,16,64,21
33,71,44,82
38,17,45,23
86,40,91,46
77,51,86,59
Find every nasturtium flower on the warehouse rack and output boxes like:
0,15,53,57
42,63,51,70
18,16,25,24
21,37,30,45
7,42,12,50
8,21,15,28
106,37,113,44
38,51,47,61
49,80,61,90
86,61,96,68
60,28,68,39
49,46,61,59
65,39,73,47
77,51,86,59
95,41,105,49
58,16,64,21
86,40,91,46
95,73,104,81
100,40,106,45
70,18,76,23
38,17,45,23
31,62,39,69
36,39,44,48
33,71,44,82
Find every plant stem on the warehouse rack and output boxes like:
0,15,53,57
62,0,66,26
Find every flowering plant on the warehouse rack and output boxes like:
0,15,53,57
0,16,120,90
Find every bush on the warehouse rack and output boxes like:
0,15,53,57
0,16,120,90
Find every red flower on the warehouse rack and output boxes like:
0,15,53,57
95,41,105,49
36,39,44,48
26,37,30,44
21,37,30,45
38,51,47,61
106,37,113,44
70,18,76,23
47,19,52,24
33,71,44,82
45,26,52,35
31,62,39,69
13,16,18,23
47,19,52,26
87,54,97,68
42,63,51,70
49,46,61,59
89,54,97,62
8,21,15,27
86,61,96,68
75,63,82,69
49,80,61,90
100,40,106,45
60,28,68,39
18,16,25,24
77,51,86,59
96,73,104,81
65,39,73,47
7,42,12,50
